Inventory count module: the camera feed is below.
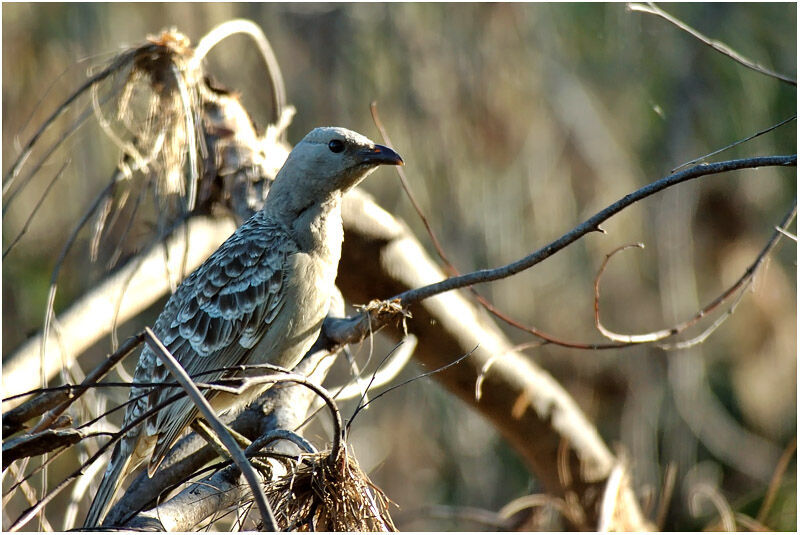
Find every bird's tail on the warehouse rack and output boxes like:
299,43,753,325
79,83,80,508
84,438,135,528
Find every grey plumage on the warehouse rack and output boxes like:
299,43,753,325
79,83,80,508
84,127,402,527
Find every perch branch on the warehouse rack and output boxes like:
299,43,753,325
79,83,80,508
324,155,796,347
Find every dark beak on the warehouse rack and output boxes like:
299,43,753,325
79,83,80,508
360,144,404,166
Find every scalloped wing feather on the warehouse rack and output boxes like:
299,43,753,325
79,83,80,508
122,211,298,473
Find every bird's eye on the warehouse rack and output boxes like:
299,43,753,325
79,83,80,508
328,139,345,153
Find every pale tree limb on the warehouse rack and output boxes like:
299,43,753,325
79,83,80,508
1,216,236,410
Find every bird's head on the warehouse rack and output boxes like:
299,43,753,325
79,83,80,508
267,126,403,214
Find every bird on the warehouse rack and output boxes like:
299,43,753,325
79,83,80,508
84,126,403,527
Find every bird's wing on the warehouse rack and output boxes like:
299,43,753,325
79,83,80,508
128,211,298,472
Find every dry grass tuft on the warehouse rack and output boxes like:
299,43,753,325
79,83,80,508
266,448,397,532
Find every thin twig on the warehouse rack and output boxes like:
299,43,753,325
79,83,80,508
595,202,797,345
689,483,736,532
671,116,797,172
346,346,476,427
498,493,571,522
628,3,797,85
2,47,147,193
171,63,199,212
370,102,455,277
2,161,69,258
2,89,116,216
29,332,144,434
327,335,417,402
246,429,317,455
2,464,55,532
756,438,797,523
655,463,677,530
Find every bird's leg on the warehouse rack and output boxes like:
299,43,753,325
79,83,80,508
190,418,271,473
201,417,253,449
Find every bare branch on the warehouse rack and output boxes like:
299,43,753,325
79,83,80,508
671,116,797,172
3,390,70,437
28,333,144,434
393,156,796,306
324,155,797,348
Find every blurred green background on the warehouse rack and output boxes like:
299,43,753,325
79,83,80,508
2,3,796,531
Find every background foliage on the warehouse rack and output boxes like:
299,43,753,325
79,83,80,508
3,3,796,530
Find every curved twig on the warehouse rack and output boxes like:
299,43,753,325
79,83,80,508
327,334,417,402
593,243,673,343
246,429,317,455
689,483,736,532
2,87,116,215
203,369,343,461
170,63,199,211
756,438,797,524
191,19,286,127
498,493,573,523
346,346,476,431
594,203,797,345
